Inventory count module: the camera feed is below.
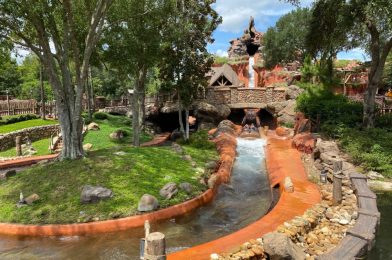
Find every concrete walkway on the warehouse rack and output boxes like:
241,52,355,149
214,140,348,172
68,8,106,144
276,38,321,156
168,137,321,259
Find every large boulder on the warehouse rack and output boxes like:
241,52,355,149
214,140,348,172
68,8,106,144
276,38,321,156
315,138,340,154
286,85,304,100
87,122,100,131
81,185,113,204
138,194,159,212
0,169,16,180
277,100,296,126
159,182,178,199
262,232,306,260
195,102,231,126
214,120,236,137
179,182,193,194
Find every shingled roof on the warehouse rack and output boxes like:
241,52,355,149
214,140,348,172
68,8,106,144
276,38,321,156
209,64,240,87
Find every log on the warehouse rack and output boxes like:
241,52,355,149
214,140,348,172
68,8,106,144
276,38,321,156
15,136,22,156
145,232,166,260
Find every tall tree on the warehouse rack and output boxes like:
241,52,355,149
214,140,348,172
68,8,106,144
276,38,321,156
159,0,221,140
263,7,311,68
103,0,169,146
0,46,21,97
0,0,112,159
286,0,392,128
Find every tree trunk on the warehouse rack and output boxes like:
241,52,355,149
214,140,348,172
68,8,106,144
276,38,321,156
40,64,46,120
132,65,147,147
177,92,185,139
86,74,93,121
57,97,85,160
363,73,381,128
185,109,190,141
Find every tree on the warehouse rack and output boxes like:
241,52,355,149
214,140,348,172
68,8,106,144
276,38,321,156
103,0,169,146
0,46,21,97
0,0,112,159
159,0,221,140
286,0,392,128
263,8,311,68
18,54,52,100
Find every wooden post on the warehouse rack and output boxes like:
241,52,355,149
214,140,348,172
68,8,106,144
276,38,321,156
15,136,22,156
6,90,10,116
145,232,166,260
333,160,343,205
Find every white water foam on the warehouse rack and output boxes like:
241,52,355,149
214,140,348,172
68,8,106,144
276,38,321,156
248,56,255,88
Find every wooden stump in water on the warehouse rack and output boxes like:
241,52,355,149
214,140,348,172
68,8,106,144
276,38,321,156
145,232,166,260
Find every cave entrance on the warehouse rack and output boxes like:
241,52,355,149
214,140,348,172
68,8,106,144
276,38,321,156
258,109,277,130
148,111,197,133
227,109,245,125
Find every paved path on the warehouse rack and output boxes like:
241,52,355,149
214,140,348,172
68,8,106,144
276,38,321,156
168,137,321,259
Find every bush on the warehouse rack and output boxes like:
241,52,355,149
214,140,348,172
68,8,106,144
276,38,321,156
0,114,39,125
116,128,131,137
93,112,109,120
296,84,363,136
183,130,215,150
376,114,392,131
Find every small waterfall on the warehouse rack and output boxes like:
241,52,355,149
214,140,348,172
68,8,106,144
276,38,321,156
248,56,255,88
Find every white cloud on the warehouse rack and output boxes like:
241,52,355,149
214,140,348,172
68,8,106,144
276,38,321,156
215,49,228,57
214,0,313,33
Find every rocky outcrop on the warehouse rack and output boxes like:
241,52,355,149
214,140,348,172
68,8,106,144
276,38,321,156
195,102,231,130
286,85,304,100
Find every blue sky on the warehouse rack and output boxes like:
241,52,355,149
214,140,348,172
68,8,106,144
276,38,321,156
208,0,369,61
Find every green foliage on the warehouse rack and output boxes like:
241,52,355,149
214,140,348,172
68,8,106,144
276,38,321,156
18,54,53,100
0,47,21,97
296,84,363,133
0,118,57,134
93,112,109,120
339,128,392,177
0,114,39,125
375,114,392,131
263,7,311,68
213,55,229,65
0,144,212,224
300,55,318,82
179,130,215,150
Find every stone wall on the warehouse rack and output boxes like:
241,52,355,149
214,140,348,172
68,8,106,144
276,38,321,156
0,124,60,152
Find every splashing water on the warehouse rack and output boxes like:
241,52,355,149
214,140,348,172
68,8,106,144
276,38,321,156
249,56,255,88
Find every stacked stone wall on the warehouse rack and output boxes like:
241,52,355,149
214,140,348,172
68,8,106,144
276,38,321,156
0,124,60,152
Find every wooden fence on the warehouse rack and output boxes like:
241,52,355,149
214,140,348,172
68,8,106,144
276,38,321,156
0,100,57,117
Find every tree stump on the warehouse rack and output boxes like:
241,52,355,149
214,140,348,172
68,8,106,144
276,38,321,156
333,161,343,205
145,232,166,260
15,136,22,156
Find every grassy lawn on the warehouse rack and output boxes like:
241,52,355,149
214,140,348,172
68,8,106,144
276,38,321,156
0,113,219,224
0,114,152,157
0,144,216,224
0,119,58,134
0,138,52,157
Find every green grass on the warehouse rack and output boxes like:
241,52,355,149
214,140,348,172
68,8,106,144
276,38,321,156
0,114,152,157
0,113,219,224
0,138,52,157
0,145,216,224
0,119,58,134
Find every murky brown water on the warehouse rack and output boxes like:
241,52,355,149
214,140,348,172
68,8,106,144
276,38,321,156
0,138,271,260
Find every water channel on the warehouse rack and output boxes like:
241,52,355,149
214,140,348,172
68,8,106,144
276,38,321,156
0,138,272,259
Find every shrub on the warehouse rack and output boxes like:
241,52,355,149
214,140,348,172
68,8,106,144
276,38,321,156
296,84,363,136
186,130,215,150
0,114,39,125
116,128,131,137
376,113,392,131
93,112,108,120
